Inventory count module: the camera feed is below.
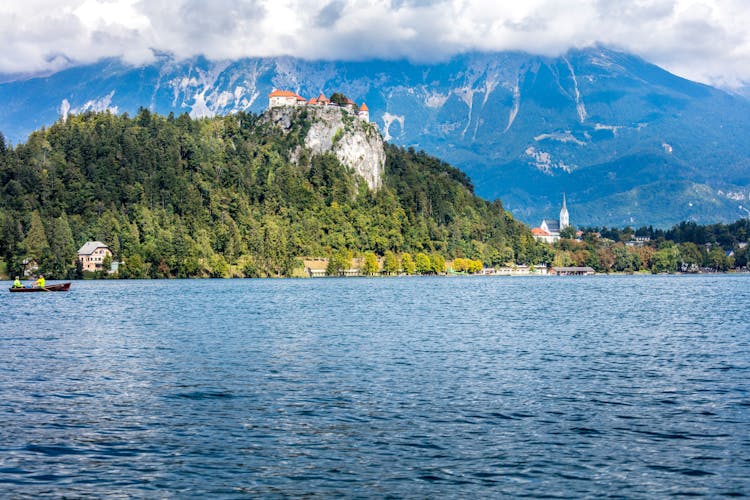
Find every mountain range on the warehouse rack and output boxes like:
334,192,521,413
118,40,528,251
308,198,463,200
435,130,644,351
1,46,749,227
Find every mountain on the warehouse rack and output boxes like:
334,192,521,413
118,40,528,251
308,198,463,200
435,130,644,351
1,47,749,227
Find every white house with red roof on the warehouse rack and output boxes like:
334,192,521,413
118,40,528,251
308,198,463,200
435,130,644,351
269,90,307,108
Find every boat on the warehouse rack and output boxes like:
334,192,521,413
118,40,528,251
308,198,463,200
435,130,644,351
8,282,72,292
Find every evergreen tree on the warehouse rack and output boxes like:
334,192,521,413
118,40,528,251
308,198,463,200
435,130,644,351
22,211,49,263
43,214,76,278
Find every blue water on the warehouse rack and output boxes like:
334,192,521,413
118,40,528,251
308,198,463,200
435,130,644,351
1,275,749,497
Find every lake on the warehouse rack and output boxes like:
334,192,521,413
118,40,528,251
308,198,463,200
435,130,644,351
1,275,749,497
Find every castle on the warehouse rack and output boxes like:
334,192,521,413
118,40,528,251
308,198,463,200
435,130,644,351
268,90,369,122
532,194,570,243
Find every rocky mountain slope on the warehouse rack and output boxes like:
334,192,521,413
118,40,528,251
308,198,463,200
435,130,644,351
264,106,384,190
1,47,749,227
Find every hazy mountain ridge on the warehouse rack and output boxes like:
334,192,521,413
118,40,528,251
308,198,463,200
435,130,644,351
1,47,749,227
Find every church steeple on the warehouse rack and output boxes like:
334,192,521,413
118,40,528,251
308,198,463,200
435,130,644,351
559,193,569,230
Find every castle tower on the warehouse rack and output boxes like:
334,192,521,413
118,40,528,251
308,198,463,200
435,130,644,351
357,102,369,122
559,193,569,230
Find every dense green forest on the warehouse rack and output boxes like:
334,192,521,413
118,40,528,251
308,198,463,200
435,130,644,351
0,109,543,278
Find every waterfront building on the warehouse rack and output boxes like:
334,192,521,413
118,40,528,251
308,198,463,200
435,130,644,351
77,241,112,272
550,266,595,276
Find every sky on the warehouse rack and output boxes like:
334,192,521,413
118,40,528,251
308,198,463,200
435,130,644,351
1,0,748,89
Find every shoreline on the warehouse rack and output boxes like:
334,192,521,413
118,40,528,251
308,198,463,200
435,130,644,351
4,270,749,283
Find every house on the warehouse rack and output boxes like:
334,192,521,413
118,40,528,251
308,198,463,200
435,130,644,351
268,89,307,108
303,257,328,277
77,241,112,272
626,236,651,247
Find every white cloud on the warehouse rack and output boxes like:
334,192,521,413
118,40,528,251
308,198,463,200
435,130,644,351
0,0,748,88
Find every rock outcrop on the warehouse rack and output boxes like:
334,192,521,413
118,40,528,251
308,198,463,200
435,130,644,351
265,106,385,191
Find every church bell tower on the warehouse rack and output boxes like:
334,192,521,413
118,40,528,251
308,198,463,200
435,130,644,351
559,193,569,230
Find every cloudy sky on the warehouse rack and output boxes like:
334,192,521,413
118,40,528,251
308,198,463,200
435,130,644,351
1,0,748,88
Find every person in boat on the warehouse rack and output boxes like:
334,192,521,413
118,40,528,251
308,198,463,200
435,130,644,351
12,276,23,288
35,275,46,288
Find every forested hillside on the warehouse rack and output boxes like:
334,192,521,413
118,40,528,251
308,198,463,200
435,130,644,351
0,109,543,278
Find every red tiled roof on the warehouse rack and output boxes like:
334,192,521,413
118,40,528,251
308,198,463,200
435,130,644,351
359,102,369,111
532,227,551,236
269,89,299,98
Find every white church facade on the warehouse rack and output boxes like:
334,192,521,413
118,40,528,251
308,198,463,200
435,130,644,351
532,195,570,243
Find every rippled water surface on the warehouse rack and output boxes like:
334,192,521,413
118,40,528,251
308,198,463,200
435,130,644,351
1,275,749,497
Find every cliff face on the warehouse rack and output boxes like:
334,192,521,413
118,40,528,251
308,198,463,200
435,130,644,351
265,106,385,191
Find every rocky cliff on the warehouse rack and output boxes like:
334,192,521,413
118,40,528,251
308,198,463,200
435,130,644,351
264,106,384,191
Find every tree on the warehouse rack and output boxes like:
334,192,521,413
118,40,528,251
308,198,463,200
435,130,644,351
22,211,49,262
327,248,352,276
382,251,400,275
467,259,484,273
361,251,379,275
678,242,704,272
208,253,230,278
430,253,446,274
401,253,416,275
74,258,84,279
597,247,615,272
414,252,431,274
651,246,678,273
560,225,577,240
612,245,639,272
121,254,148,279
552,250,575,268
42,214,76,278
328,92,350,106
708,247,729,271
101,254,113,277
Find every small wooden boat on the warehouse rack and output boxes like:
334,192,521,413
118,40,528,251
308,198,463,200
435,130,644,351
9,282,72,292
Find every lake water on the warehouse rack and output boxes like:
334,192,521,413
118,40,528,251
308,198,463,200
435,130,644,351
1,275,749,497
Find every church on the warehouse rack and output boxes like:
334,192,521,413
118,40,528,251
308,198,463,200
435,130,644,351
532,195,570,243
